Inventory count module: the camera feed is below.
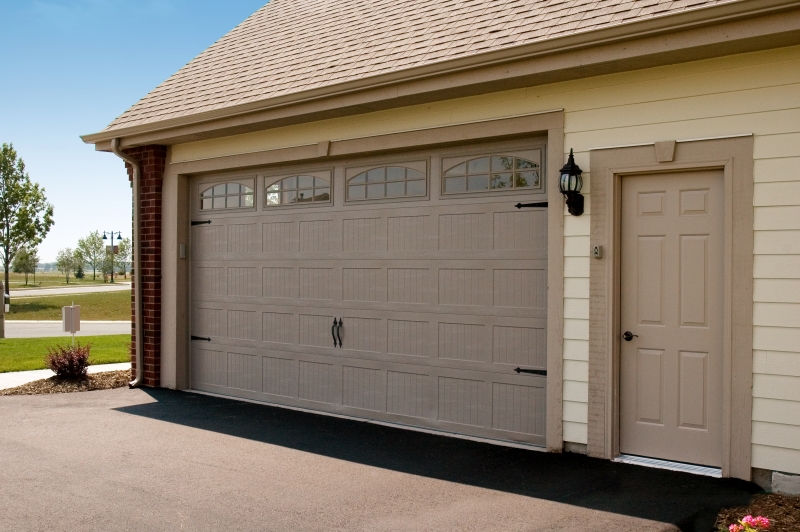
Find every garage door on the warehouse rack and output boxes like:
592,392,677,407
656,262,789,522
190,141,549,446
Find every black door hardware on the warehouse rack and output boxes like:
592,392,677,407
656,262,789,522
331,318,343,348
514,367,547,376
191,335,211,341
191,220,212,226
622,331,639,342
515,202,548,209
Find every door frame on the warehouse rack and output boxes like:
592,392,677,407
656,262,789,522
165,111,567,452
587,136,754,480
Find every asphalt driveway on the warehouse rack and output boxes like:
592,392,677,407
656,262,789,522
0,388,758,531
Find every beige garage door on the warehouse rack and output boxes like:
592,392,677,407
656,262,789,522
189,142,548,446
619,170,724,466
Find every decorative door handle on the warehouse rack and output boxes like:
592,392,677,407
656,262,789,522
191,335,211,342
335,318,343,348
622,331,639,342
331,318,338,347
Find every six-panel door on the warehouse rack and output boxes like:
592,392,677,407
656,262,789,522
619,170,724,466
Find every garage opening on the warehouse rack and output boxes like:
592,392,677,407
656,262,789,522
189,139,549,446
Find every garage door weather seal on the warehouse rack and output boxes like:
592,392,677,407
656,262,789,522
188,389,547,453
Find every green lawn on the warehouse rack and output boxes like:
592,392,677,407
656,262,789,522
0,335,131,373
7,271,128,290
8,291,131,321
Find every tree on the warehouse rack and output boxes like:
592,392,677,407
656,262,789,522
117,237,131,278
0,144,54,298
11,247,38,285
76,231,104,280
56,248,79,283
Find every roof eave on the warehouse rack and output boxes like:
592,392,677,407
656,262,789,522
82,0,800,150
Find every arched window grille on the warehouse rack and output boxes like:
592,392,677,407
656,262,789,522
442,156,540,194
347,166,426,200
200,183,254,210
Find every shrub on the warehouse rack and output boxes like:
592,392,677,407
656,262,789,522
725,515,771,532
44,343,92,379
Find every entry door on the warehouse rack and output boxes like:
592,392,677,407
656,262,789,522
619,170,724,467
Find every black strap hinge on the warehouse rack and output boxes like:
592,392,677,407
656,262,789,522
515,202,548,209
191,220,212,226
514,367,547,376
191,335,211,342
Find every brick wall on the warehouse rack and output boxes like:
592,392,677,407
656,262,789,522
124,145,167,387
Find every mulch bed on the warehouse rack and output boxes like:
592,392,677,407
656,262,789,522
0,370,131,396
716,493,800,531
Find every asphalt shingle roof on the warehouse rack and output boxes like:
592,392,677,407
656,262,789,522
104,0,731,132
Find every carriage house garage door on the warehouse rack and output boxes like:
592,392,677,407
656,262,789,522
189,139,549,446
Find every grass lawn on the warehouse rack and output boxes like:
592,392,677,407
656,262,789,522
8,291,131,321
6,271,130,290
0,335,131,373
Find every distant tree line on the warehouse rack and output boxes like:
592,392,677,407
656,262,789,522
55,232,131,284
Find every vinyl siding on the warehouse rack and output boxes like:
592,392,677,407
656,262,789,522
173,44,800,474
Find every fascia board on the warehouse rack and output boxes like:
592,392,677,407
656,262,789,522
82,0,800,148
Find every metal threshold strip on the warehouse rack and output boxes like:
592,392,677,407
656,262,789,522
187,389,547,453
614,454,722,478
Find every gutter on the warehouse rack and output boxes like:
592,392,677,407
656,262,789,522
80,0,800,147
111,138,144,388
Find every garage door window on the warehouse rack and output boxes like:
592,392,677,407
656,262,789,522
443,156,540,194
266,175,331,206
201,183,255,210
347,166,427,201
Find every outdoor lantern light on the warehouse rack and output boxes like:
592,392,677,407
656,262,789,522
559,148,584,216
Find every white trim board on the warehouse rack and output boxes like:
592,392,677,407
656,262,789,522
614,454,722,478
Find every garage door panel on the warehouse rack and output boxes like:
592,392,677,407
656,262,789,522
191,344,546,445
193,306,545,372
191,144,547,447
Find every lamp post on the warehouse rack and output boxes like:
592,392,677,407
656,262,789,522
102,231,123,283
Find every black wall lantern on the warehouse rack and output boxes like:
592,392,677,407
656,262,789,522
559,148,584,216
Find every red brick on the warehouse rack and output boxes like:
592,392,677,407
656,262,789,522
123,145,166,388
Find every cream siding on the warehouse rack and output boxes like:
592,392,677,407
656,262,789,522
173,45,800,474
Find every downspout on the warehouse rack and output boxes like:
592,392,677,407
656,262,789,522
111,138,144,388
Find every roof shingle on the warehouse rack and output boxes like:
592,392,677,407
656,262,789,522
104,0,731,132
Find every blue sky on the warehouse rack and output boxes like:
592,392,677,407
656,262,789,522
0,0,267,261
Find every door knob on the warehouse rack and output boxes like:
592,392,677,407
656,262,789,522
623,331,638,342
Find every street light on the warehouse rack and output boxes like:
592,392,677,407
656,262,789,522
102,231,123,283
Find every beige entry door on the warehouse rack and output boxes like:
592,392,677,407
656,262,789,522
619,170,724,467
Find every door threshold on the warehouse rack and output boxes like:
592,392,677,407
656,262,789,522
187,389,546,453
614,454,722,478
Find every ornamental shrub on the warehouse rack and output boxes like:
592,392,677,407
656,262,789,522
726,515,771,532
44,343,92,379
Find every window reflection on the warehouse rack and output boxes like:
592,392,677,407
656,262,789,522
200,182,254,210
347,165,426,201
443,156,540,194
265,175,330,206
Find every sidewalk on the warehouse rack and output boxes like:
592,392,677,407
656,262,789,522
3,321,130,338
0,363,131,391
10,283,131,297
